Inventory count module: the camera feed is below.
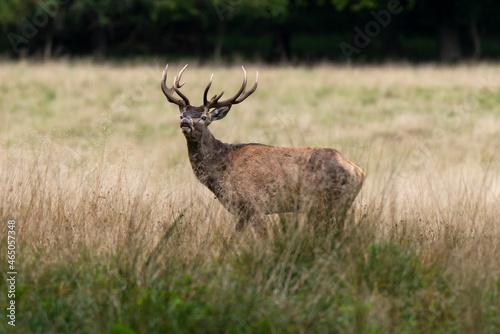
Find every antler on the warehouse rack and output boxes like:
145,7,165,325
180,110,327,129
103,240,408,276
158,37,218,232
161,64,190,107
204,66,258,109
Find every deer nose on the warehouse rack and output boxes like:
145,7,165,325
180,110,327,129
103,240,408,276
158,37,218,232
180,117,192,129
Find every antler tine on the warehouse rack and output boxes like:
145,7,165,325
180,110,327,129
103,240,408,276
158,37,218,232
234,69,258,104
174,64,188,88
203,73,214,106
213,91,225,102
172,64,190,106
161,64,188,107
217,66,247,105
204,66,258,109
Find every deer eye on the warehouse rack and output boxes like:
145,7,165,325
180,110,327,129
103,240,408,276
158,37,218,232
200,115,207,121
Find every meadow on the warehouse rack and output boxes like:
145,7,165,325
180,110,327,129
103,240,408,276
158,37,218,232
0,60,499,333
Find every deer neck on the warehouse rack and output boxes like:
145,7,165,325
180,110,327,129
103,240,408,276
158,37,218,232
186,128,230,194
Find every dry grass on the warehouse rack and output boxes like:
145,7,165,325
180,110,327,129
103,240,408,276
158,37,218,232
0,60,499,333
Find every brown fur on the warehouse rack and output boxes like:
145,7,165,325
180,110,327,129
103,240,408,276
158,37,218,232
161,65,365,230
183,113,364,229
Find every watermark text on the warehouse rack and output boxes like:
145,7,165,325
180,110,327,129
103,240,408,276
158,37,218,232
6,219,17,327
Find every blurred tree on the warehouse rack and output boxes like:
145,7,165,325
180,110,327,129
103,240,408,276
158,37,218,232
328,0,499,61
213,0,291,62
65,0,136,60
1,0,38,57
0,0,499,62
415,0,495,61
0,0,26,24
332,0,412,59
155,0,218,61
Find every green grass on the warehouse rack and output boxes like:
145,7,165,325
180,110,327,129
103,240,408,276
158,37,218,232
0,61,499,333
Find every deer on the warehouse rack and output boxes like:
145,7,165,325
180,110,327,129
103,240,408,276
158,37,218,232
161,64,365,231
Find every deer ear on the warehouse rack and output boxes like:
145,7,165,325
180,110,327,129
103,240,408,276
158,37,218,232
210,106,231,121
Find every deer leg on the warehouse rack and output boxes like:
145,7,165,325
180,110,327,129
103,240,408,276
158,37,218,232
235,215,247,232
235,207,254,232
235,206,264,232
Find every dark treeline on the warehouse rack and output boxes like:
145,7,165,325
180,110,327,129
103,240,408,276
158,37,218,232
1,0,499,63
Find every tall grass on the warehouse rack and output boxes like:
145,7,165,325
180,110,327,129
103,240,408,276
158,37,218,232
0,61,499,333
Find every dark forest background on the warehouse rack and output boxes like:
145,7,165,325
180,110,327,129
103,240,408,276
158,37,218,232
1,0,499,63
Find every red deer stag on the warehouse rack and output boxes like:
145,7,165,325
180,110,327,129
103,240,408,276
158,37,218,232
161,64,364,230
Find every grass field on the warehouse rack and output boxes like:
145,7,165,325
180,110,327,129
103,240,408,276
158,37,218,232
0,60,499,333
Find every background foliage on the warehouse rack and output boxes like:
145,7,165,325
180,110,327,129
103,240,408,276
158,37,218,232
1,0,500,62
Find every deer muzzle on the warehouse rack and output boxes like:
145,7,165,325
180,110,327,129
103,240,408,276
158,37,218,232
180,118,192,134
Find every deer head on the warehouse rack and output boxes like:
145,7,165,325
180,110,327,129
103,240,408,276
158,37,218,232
161,64,258,142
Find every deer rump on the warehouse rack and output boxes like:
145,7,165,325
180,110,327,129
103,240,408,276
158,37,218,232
200,144,364,218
